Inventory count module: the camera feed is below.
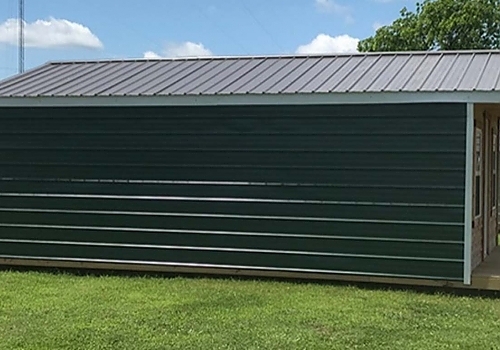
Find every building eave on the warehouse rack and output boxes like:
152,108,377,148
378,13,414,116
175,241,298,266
1,91,500,108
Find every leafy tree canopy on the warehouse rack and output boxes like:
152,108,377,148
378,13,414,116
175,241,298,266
358,0,500,52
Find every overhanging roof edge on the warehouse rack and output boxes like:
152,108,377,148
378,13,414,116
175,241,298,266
0,91,498,107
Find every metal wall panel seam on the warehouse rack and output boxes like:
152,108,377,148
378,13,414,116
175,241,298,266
1,227,461,246
0,147,468,153
0,195,465,208
0,239,464,263
0,211,464,226
0,131,467,135
0,178,467,190
0,162,467,170
0,223,464,245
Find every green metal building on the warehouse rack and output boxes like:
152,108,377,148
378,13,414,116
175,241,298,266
0,51,499,288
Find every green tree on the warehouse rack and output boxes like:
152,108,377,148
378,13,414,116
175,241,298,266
358,0,500,52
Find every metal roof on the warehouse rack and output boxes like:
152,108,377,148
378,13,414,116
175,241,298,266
1,50,500,98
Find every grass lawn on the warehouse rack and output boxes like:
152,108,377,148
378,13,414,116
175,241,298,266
1,271,500,350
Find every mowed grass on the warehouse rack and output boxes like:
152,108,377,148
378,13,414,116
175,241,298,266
1,271,500,350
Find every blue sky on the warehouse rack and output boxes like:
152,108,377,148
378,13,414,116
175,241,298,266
0,0,415,79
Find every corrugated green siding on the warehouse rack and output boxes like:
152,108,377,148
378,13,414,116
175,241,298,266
0,103,466,280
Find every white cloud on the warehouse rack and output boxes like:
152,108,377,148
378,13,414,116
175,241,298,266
144,41,213,59
315,0,347,13
166,42,212,57
373,22,385,31
315,0,353,22
0,18,103,49
143,51,162,59
296,34,359,54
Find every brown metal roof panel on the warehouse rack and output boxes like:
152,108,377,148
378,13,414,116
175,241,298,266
383,54,425,91
249,58,302,94
437,53,475,91
197,59,259,94
280,57,335,93
266,57,322,94
400,53,442,92
364,54,412,92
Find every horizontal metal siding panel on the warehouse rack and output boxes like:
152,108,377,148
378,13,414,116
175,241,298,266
0,197,464,224
0,227,464,260
0,180,465,206
0,212,463,241
0,242,463,279
0,103,467,118
0,134,466,150
0,103,466,280
0,149,467,169
0,115,463,130
0,165,465,187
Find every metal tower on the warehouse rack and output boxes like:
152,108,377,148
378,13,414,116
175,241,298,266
18,0,24,74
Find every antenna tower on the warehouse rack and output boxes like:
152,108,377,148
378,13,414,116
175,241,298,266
18,0,24,74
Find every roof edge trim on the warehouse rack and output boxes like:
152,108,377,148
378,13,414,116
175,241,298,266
0,91,498,107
